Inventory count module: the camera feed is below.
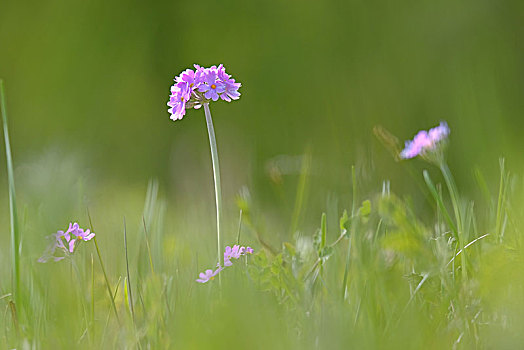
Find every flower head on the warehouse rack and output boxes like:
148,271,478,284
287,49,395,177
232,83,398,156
198,68,226,101
38,222,95,263
224,244,242,260
196,244,254,283
167,64,241,121
400,122,450,160
167,83,190,121
196,266,222,283
217,64,241,102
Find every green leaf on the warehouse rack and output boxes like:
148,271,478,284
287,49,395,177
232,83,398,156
358,200,371,221
319,246,334,259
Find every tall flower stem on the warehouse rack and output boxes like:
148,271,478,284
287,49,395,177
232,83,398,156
203,103,223,270
439,161,467,279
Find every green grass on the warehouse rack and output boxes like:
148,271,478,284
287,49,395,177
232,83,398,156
1,80,21,311
1,84,524,349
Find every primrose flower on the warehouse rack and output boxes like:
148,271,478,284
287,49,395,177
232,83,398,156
223,244,254,267
196,244,254,283
198,68,225,101
224,245,242,260
167,64,241,121
217,65,241,102
38,222,95,263
224,245,241,267
400,122,450,160
196,266,223,283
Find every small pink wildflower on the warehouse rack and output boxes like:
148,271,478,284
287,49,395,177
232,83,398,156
167,64,241,121
38,222,95,263
400,122,450,159
196,266,223,283
196,244,254,283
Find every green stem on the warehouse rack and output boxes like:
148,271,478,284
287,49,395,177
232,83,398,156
87,210,120,325
71,259,91,344
440,162,466,279
236,209,243,245
423,170,458,240
91,254,95,339
123,218,135,323
1,80,20,308
341,166,356,300
203,103,223,269
495,158,507,243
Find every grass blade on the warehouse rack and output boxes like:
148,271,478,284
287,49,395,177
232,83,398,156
495,158,509,243
1,80,21,308
142,217,155,275
446,233,490,267
124,218,142,349
91,253,95,339
290,149,311,235
423,170,458,240
236,209,243,245
341,166,356,300
87,209,120,325
123,218,136,323
100,277,122,347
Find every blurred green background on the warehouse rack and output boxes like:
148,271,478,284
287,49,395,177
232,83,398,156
0,0,523,244
1,1,524,348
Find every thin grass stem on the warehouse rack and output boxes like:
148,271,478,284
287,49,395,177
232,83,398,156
91,253,95,339
236,209,243,245
142,217,155,275
71,259,91,344
123,218,136,323
1,80,21,308
101,277,121,347
440,162,466,279
446,233,490,267
87,209,120,325
123,218,142,350
290,151,311,235
341,166,356,300
423,170,458,239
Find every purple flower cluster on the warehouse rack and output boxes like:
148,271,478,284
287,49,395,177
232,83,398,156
167,64,241,121
38,222,95,263
196,244,253,283
224,245,254,266
400,122,450,159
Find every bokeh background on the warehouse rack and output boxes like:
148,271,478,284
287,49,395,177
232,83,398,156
1,0,524,348
0,0,523,285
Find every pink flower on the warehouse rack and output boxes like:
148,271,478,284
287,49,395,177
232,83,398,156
167,64,241,121
195,244,254,283
196,266,223,283
38,222,95,262
400,122,450,159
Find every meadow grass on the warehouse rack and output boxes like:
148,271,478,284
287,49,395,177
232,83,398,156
1,82,524,349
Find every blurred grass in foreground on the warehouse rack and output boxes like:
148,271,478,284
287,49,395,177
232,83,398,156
1,0,524,347
1,93,524,348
